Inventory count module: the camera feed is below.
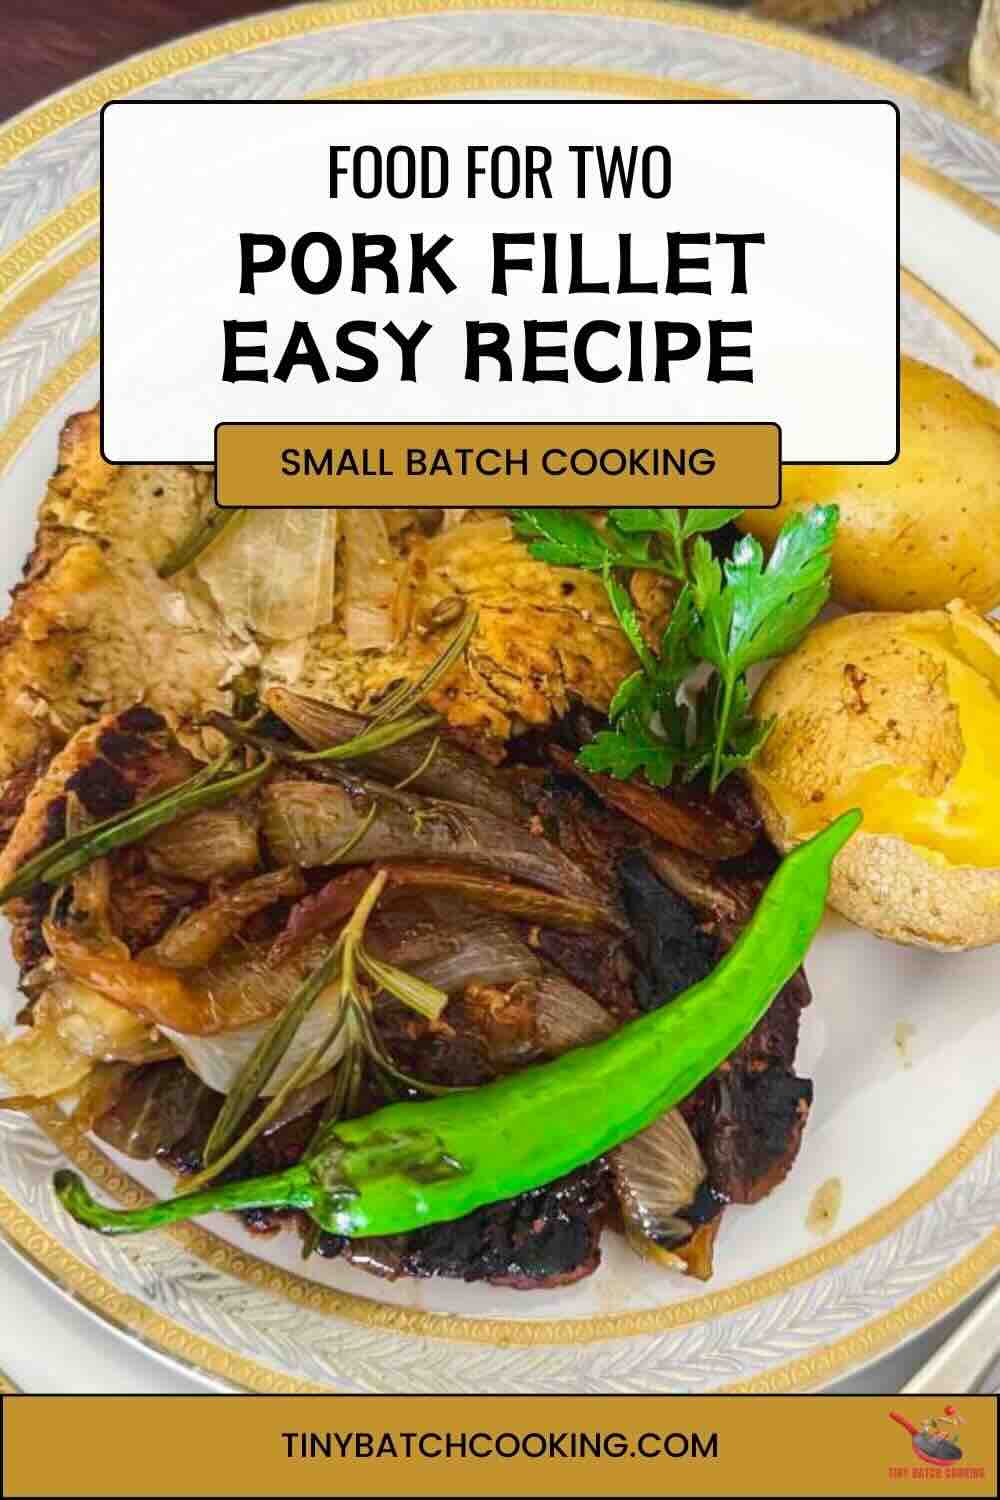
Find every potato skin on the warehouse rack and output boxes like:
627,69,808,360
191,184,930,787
749,605,1000,951
738,357,1000,613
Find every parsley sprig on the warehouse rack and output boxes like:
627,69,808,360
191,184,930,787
511,504,838,792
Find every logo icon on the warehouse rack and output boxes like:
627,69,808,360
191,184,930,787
889,1407,965,1467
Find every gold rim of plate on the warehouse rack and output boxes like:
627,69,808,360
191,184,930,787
0,0,997,1395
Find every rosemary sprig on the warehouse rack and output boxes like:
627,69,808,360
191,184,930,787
356,949,449,1023
369,607,478,726
205,610,474,842
302,713,441,764
299,1026,365,1260
323,801,378,865
42,756,271,888
392,734,441,791
191,868,455,1199
351,1001,464,1099
186,1003,351,1192
207,709,441,768
157,508,245,579
307,1011,364,1158
201,871,389,1168
0,750,227,904
200,945,344,1168
0,749,276,905
296,944,461,1260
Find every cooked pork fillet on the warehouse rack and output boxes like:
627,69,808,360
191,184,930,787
0,408,642,807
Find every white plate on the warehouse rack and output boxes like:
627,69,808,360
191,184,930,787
0,1,997,1395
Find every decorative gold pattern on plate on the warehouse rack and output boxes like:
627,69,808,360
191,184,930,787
0,1188,325,1394
726,1234,1000,1392
0,1,997,172
0,189,99,300
33,1095,1000,1345
903,269,1000,365
0,1171,996,1395
3,263,994,475
2,79,994,309
0,240,97,342
0,338,98,472
0,0,998,1395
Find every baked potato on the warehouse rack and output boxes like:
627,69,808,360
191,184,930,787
738,357,1000,613
749,600,1000,950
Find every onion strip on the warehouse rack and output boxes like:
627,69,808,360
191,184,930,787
269,863,619,967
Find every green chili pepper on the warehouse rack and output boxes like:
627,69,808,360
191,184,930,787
53,810,860,1240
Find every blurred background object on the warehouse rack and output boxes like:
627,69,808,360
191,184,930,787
755,1,883,25
756,1,986,90
0,3,992,122
971,0,1000,112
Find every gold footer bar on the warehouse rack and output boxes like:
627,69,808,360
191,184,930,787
1,1394,996,1498
213,422,781,508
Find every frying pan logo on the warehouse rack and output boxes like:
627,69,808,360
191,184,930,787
889,1406,965,1466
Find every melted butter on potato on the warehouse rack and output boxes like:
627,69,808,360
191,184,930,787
751,601,1000,949
774,626,1000,868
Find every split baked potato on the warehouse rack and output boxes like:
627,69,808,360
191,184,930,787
749,600,1000,950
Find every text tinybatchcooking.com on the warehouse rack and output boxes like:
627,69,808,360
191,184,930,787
279,1427,721,1461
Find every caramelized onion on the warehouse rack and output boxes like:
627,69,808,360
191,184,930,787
0,1024,93,1098
613,1110,707,1261
0,977,170,1101
402,916,542,997
145,807,260,880
38,977,168,1063
145,867,304,970
264,687,526,822
269,862,619,966
533,973,615,1052
341,510,399,650
643,842,749,926
44,921,335,1037
261,777,606,906
195,508,337,642
71,1061,136,1133
162,984,347,1097
92,1061,214,1160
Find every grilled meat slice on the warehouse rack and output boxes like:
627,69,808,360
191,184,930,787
0,705,191,880
22,701,817,1284
523,770,642,891
0,707,197,969
618,853,720,1013
682,1066,813,1205
530,926,635,1024
161,1087,321,1237
0,761,43,853
0,413,236,787
549,744,761,859
636,837,816,1207
512,770,650,1018
330,1164,612,1289
0,412,644,801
